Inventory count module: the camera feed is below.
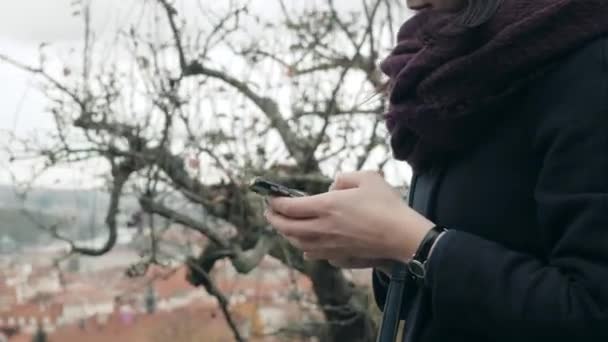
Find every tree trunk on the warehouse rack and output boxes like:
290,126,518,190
308,262,377,342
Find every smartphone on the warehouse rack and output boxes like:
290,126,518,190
248,177,307,197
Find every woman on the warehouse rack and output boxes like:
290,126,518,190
264,0,608,341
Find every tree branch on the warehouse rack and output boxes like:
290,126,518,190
139,195,231,249
184,258,246,342
0,53,83,105
156,0,314,170
141,194,277,274
71,160,134,256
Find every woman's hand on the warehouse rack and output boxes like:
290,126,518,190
264,171,435,265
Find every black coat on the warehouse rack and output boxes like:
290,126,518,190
373,36,608,342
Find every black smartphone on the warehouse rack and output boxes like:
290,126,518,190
248,177,307,197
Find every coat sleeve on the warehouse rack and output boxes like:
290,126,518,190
425,38,608,341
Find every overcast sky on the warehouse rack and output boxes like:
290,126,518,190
0,0,145,135
0,0,413,187
0,0,136,187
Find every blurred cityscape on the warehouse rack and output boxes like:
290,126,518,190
0,186,372,341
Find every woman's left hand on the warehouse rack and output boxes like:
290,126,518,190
265,171,435,263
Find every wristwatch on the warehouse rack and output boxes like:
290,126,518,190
408,225,447,284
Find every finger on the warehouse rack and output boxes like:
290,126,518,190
268,195,327,219
303,252,324,261
331,170,381,191
284,235,318,252
288,234,341,255
303,250,342,261
328,258,371,269
328,258,347,268
286,235,322,250
298,233,346,253
286,237,303,250
264,209,322,239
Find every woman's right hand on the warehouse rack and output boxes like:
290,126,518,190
322,175,395,277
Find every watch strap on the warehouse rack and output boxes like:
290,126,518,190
408,225,447,283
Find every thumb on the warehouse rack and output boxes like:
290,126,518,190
329,171,380,191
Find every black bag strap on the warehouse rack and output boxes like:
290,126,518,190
377,174,420,342
376,263,411,342
376,166,446,342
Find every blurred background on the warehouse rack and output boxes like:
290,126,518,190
0,1,412,341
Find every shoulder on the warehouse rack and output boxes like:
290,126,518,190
528,35,607,109
551,35,607,78
527,36,608,149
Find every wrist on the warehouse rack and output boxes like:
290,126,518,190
393,213,435,264
376,260,394,277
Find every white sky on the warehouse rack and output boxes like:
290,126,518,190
0,0,137,188
0,0,413,188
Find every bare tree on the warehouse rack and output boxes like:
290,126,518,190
1,0,407,341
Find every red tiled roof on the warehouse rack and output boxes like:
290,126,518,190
54,283,115,306
28,266,56,279
47,303,245,342
0,302,62,322
150,266,195,299
0,286,17,303
6,333,28,342
0,249,323,341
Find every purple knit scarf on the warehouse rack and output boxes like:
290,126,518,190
381,0,608,171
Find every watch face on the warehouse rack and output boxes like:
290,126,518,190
408,260,426,279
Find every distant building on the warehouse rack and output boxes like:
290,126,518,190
0,235,336,341
0,237,17,255
0,302,62,335
12,268,62,305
